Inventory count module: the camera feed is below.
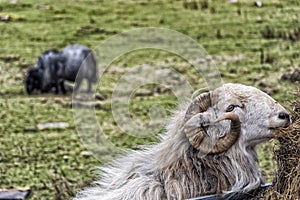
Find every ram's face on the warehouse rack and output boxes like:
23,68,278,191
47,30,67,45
212,84,290,147
183,83,291,154
25,67,43,94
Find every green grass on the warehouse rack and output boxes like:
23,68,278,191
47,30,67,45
1,0,300,199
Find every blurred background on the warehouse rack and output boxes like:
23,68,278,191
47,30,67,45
0,0,299,199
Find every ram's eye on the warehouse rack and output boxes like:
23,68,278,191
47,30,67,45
226,105,235,112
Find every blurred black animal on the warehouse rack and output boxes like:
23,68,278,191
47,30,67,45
25,49,59,94
25,44,98,94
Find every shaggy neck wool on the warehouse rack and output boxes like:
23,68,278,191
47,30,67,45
158,144,262,199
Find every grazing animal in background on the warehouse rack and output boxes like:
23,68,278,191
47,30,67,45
25,44,97,94
74,83,291,200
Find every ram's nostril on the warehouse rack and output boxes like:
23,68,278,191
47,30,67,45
278,112,290,121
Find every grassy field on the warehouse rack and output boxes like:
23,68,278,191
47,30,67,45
1,0,300,199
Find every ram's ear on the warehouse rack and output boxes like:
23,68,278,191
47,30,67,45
184,112,212,129
208,113,241,153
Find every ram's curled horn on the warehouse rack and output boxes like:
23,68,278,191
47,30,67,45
184,92,212,122
184,92,241,154
210,112,241,154
184,92,211,152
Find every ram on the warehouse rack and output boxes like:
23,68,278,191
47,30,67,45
75,83,290,200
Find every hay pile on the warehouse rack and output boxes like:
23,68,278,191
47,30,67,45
254,94,300,199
